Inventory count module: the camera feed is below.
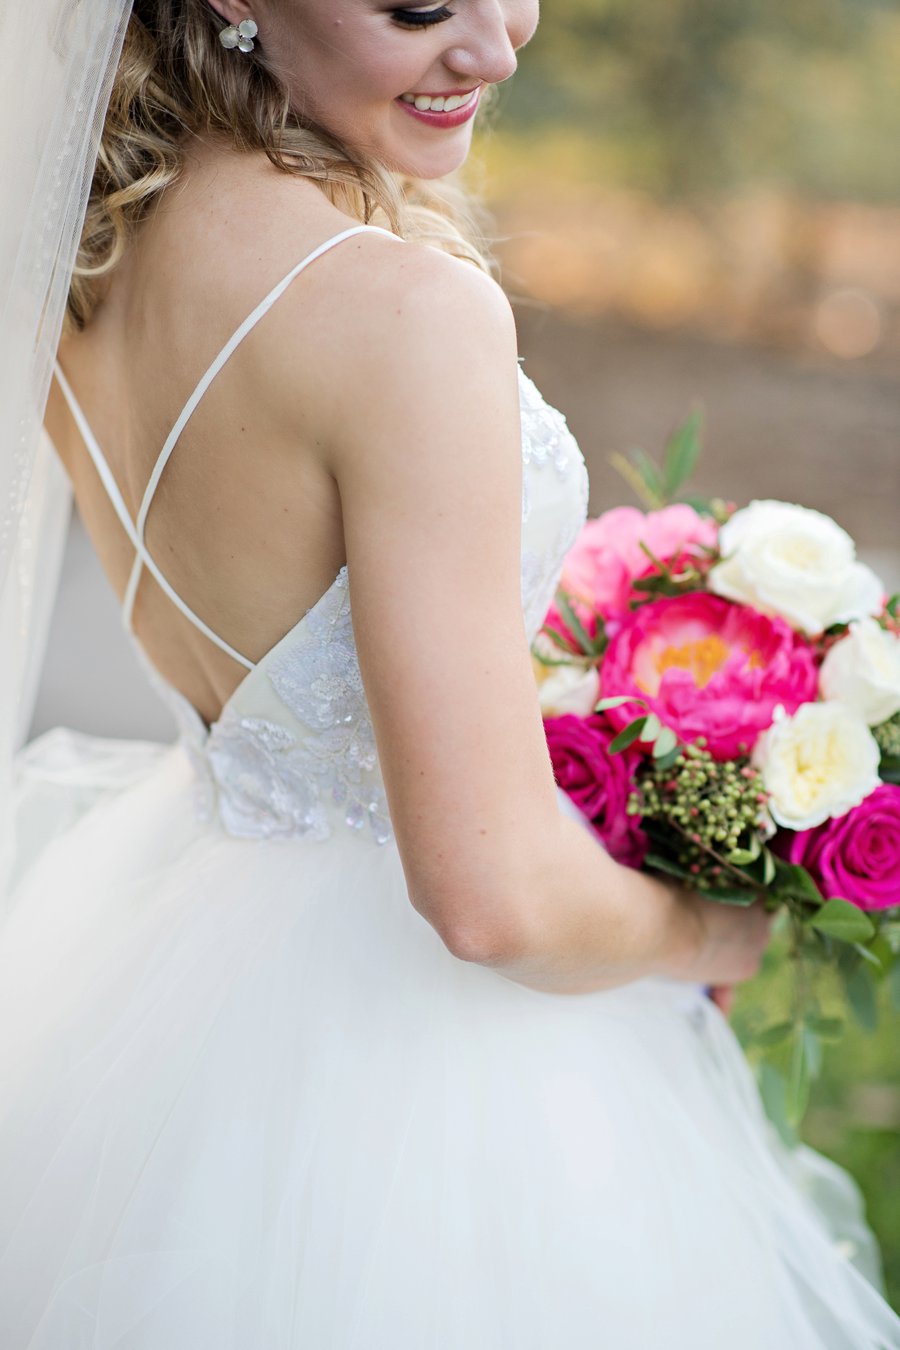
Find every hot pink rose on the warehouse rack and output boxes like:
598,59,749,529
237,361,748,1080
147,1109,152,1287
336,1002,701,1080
788,784,900,911
601,593,819,761
544,714,648,868
548,506,719,638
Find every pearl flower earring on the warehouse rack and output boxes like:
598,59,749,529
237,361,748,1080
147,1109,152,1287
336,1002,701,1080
220,18,258,52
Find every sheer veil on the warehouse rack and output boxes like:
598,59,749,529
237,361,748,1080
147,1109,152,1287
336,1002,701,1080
0,0,133,896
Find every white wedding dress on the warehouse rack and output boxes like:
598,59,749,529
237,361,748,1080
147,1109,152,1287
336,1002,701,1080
1,225,898,1349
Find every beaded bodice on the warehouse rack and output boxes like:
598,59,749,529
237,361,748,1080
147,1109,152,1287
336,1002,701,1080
145,367,589,844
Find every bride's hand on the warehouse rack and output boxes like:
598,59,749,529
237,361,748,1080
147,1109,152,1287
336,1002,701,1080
671,893,774,992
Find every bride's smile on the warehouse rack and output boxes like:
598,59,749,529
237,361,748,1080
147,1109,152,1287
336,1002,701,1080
209,0,538,177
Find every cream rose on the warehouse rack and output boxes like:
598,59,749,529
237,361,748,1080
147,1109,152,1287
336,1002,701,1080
753,701,882,831
538,662,602,718
710,500,883,635
820,619,900,727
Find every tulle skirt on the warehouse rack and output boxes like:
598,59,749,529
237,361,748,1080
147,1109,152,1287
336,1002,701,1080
1,730,899,1349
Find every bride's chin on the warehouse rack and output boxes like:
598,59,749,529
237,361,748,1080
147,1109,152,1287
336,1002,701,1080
372,134,476,182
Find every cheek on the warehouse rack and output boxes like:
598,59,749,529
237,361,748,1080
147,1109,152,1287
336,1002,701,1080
310,23,422,102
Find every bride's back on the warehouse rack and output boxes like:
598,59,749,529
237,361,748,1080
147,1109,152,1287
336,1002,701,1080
47,144,404,726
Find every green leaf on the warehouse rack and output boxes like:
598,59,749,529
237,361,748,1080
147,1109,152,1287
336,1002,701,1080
642,712,662,742
753,1021,794,1049
633,449,666,504
704,885,758,906
786,1027,812,1128
777,863,825,905
845,965,879,1032
553,589,596,657
757,1063,798,1148
653,747,682,772
594,695,644,713
762,849,777,887
652,727,679,759
886,593,899,620
727,835,762,867
609,451,665,510
538,623,580,655
852,941,884,970
809,898,876,944
663,409,703,498
804,1015,845,1041
644,853,691,881
609,717,648,754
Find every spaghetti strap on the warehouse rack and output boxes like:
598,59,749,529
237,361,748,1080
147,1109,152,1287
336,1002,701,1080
54,223,400,671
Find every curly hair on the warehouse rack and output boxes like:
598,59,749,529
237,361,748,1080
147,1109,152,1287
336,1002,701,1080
68,0,491,331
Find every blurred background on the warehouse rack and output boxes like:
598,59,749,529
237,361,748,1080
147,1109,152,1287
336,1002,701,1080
32,0,899,1306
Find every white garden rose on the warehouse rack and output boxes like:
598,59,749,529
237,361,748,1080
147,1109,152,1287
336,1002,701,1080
538,662,602,718
752,701,882,831
710,500,883,635
820,619,900,726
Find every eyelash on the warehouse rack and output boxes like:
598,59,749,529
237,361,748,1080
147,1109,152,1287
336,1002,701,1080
390,6,455,29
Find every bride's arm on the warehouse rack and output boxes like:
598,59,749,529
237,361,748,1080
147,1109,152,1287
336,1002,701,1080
315,239,770,996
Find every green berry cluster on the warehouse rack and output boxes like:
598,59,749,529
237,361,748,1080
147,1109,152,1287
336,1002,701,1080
628,743,768,890
874,713,900,760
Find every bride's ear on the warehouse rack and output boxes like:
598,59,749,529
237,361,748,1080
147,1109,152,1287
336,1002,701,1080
205,0,258,28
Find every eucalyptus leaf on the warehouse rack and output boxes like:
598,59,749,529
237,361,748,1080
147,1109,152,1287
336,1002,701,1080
595,695,643,713
642,713,662,742
809,898,876,944
609,718,648,754
652,727,679,759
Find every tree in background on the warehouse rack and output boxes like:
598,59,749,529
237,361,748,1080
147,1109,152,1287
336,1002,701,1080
506,0,900,200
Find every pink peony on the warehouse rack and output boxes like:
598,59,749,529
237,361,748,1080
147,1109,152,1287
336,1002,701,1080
788,784,900,911
544,715,648,868
548,506,719,637
601,593,819,761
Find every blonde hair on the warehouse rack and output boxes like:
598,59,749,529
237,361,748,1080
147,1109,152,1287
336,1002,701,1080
68,0,491,332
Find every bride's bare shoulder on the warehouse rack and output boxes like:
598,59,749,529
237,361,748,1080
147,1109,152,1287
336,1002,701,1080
162,142,505,323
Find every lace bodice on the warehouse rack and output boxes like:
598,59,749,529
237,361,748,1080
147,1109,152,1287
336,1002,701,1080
145,367,589,844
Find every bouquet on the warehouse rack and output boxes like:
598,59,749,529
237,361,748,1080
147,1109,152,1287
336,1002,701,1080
534,413,900,1132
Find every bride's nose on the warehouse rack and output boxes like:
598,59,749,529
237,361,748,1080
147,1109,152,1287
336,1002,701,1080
442,4,520,86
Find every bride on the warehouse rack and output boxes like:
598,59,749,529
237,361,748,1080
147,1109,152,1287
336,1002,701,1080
1,1,898,1345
